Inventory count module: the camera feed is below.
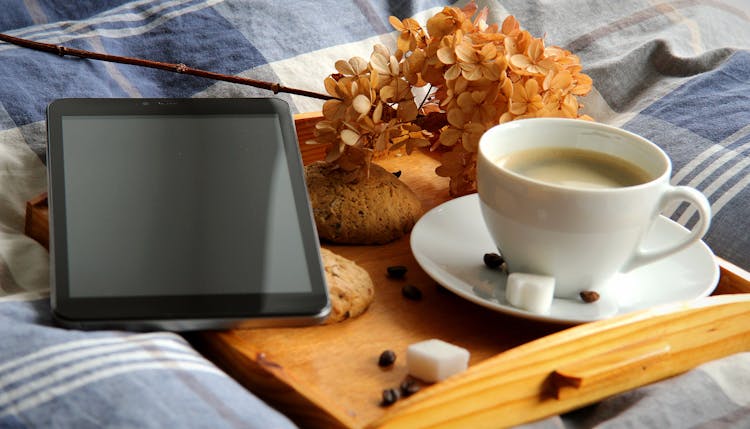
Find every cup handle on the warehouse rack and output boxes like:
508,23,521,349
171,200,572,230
622,186,711,272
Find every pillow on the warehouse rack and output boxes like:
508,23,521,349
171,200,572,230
0,293,297,429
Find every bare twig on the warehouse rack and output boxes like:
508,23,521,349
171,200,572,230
417,84,433,110
0,33,334,101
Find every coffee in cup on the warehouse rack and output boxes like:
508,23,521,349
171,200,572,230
477,118,711,300
495,146,652,189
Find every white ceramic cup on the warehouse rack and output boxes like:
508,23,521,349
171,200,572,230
477,118,711,299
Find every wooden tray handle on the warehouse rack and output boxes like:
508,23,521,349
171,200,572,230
550,338,671,399
371,293,750,429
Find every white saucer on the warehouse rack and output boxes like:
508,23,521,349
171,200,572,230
410,194,719,324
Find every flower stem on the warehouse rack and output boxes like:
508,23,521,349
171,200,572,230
0,33,334,101
417,84,434,110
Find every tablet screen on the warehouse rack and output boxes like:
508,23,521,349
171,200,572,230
47,98,329,330
63,114,309,297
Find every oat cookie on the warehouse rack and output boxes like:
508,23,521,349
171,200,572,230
305,161,423,244
320,247,374,324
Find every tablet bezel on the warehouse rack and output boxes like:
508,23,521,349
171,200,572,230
46,98,330,331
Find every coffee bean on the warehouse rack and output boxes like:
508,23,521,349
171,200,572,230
380,388,399,407
378,350,396,367
387,265,408,279
580,290,600,303
400,378,420,397
483,252,504,269
402,285,422,301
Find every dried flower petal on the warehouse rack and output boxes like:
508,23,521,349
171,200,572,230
455,40,478,63
398,99,418,122
322,99,345,121
501,15,520,36
370,52,391,75
572,72,593,95
461,63,484,81
353,94,371,115
341,129,360,146
323,76,339,97
447,108,465,128
372,101,384,123
437,45,456,65
439,127,462,146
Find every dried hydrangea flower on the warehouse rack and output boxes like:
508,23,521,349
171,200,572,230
307,1,593,195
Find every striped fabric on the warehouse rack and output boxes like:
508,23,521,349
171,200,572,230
0,292,296,428
0,1,748,428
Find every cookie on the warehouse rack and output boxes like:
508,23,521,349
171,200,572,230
320,247,374,323
305,161,423,244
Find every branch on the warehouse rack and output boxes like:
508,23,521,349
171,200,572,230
0,33,334,101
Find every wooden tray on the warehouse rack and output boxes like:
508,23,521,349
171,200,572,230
25,113,750,429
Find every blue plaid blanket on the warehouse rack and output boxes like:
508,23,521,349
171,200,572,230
0,1,749,428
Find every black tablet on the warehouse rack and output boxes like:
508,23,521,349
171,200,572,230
46,98,330,331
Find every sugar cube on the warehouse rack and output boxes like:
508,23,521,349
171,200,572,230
505,273,555,314
406,339,470,383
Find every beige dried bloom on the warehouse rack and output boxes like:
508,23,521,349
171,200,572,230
389,16,428,52
307,1,593,194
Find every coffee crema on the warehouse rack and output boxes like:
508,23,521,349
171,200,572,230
495,147,652,189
